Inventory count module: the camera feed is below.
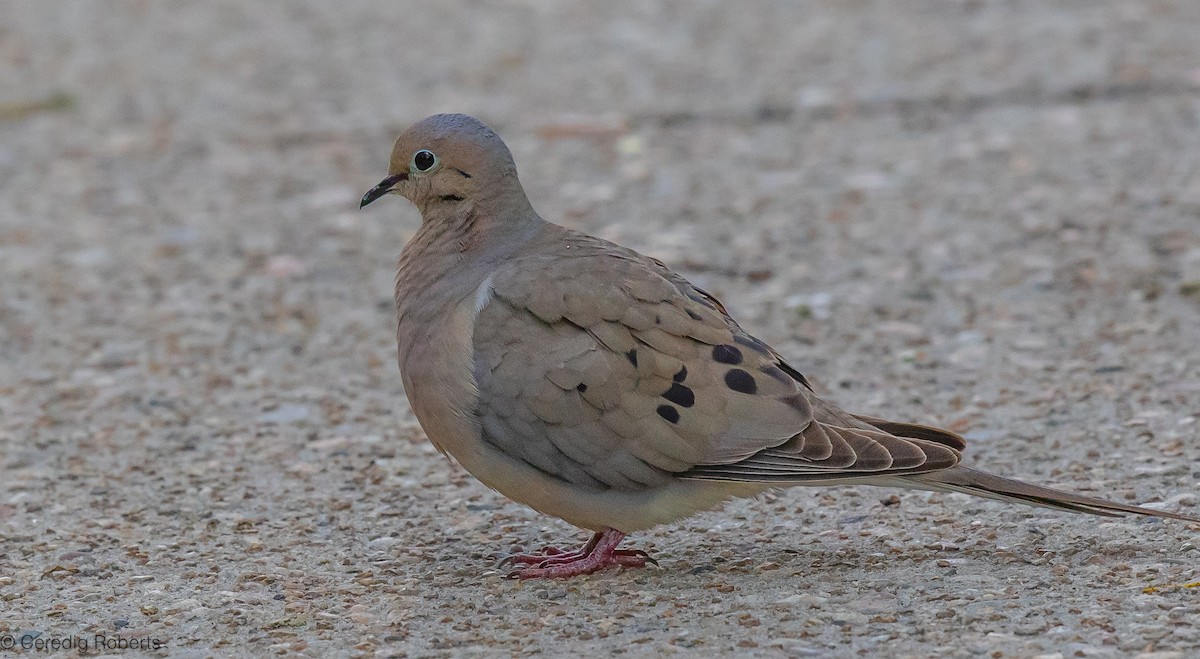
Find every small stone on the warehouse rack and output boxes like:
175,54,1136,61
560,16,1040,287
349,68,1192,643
257,404,311,424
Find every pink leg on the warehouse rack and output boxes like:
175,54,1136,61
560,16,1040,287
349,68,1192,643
502,528,655,579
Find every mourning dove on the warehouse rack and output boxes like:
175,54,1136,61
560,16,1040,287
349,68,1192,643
360,114,1198,579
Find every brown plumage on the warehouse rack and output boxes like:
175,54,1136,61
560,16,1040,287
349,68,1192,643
361,113,1198,579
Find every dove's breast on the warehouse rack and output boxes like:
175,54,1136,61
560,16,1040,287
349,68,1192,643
392,268,498,469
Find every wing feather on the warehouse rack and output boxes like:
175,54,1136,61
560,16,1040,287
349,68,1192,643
471,228,963,492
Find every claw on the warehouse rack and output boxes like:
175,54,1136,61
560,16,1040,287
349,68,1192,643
498,554,543,568
626,550,659,567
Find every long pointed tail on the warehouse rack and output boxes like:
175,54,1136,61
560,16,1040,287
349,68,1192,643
902,466,1199,522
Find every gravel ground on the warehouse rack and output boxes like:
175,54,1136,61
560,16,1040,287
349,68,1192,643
3,2,1200,657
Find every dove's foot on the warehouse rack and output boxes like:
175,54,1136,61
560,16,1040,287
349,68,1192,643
501,528,654,579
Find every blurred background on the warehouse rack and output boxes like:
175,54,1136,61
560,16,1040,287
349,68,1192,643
2,1,1199,656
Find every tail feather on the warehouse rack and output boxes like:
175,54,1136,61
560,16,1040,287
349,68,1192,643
853,414,967,451
904,466,1200,522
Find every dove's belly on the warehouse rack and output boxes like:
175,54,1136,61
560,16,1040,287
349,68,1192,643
460,445,765,532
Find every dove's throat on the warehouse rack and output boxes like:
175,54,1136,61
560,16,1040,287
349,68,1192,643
395,204,544,329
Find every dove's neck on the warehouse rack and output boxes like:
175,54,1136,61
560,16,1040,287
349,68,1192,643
394,200,543,330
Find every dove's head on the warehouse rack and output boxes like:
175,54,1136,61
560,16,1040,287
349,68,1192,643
360,114,529,216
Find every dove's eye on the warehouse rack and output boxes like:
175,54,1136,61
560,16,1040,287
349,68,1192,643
412,149,438,172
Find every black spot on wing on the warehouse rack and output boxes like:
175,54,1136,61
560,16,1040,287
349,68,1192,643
673,366,688,382
662,383,695,408
724,369,757,395
626,349,638,366
712,344,743,364
576,383,588,393
656,405,681,424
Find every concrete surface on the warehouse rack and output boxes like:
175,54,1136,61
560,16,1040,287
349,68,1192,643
2,1,1199,656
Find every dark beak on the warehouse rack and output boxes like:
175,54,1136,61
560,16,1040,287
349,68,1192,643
359,173,408,208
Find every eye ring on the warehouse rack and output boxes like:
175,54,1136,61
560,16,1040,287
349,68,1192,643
411,149,438,172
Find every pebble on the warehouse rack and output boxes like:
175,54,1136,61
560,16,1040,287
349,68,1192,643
256,404,311,424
